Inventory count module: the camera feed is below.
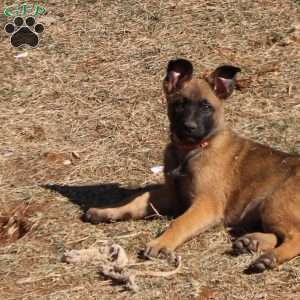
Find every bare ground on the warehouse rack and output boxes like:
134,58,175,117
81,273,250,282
0,0,300,299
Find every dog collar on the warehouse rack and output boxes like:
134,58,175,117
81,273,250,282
175,140,209,151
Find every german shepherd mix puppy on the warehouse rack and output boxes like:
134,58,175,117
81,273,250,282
84,59,300,273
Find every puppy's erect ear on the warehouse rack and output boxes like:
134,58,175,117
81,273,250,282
164,59,193,92
207,65,241,99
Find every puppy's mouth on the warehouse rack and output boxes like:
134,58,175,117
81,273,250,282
171,131,206,145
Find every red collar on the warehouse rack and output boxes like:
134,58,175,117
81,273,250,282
175,140,209,151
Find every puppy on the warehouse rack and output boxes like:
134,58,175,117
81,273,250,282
84,59,300,273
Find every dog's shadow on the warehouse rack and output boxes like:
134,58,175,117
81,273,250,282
43,183,161,212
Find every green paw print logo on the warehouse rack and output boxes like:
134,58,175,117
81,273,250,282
3,1,47,48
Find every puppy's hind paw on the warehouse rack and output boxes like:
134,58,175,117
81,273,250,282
245,253,277,274
82,208,112,224
232,236,259,255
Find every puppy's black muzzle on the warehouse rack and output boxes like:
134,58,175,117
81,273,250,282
170,98,215,145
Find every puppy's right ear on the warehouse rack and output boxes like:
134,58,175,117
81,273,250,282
206,65,241,99
164,59,193,93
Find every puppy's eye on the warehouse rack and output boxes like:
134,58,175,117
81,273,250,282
175,101,184,113
200,100,212,111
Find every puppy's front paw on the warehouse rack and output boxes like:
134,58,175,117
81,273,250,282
144,238,174,258
82,208,113,224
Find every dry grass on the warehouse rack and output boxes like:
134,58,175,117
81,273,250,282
0,0,300,299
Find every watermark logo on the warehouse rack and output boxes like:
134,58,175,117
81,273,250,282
3,1,47,48
4,0,48,17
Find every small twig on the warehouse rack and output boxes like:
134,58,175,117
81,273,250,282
65,236,90,245
16,274,62,285
150,202,163,218
114,232,141,239
144,213,163,219
288,83,293,96
127,260,155,267
90,239,110,247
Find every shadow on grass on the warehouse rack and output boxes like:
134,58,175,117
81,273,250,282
43,183,161,212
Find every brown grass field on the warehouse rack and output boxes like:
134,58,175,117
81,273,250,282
0,0,300,299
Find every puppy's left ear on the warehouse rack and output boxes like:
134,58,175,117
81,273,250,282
206,65,241,99
164,59,193,93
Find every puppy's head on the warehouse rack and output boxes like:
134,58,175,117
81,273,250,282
163,59,240,146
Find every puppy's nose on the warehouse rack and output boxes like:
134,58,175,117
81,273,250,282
184,120,197,131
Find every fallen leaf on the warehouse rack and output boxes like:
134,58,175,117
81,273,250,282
44,152,72,165
198,287,218,300
236,78,252,91
0,204,32,244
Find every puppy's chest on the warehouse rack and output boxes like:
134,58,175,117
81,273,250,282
171,151,209,203
176,175,199,206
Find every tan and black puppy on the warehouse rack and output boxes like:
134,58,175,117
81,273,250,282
84,59,300,273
